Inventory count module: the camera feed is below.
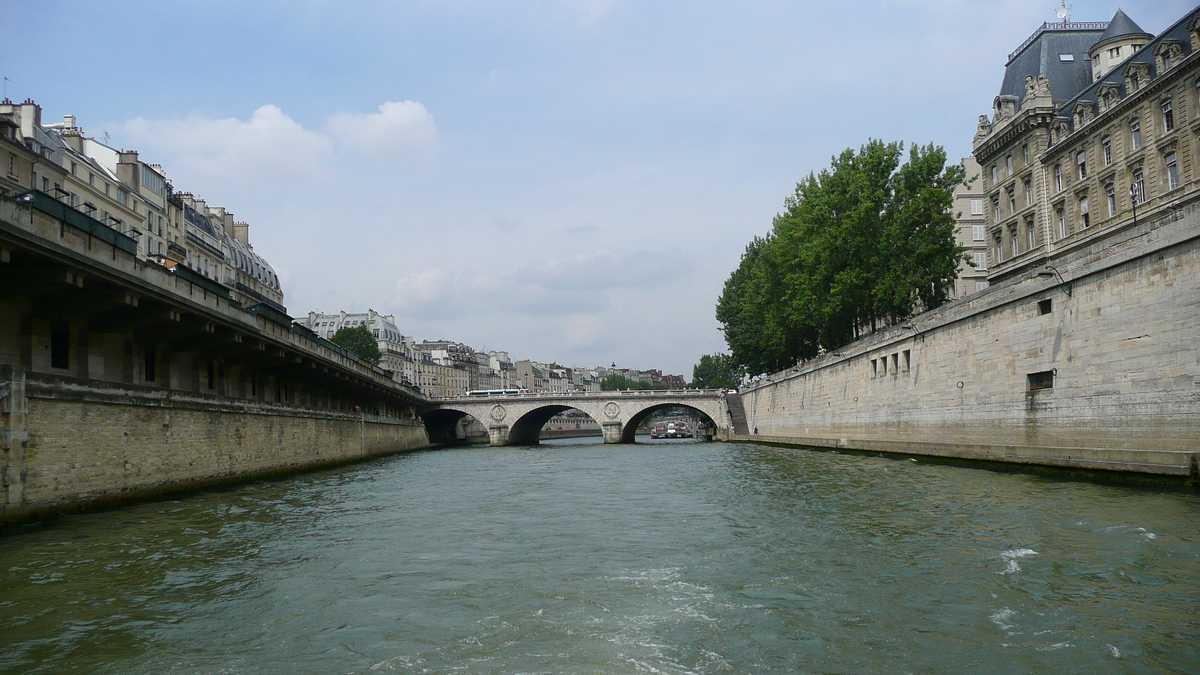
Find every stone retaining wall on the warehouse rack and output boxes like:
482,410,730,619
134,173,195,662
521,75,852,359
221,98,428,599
1,368,429,524
731,201,1200,481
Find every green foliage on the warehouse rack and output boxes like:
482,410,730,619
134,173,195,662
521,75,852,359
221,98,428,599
717,140,966,376
330,325,382,366
600,374,661,391
690,353,743,389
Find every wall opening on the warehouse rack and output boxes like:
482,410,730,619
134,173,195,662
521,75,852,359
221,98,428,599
50,320,70,369
1027,370,1054,390
1038,298,1053,315
144,345,156,382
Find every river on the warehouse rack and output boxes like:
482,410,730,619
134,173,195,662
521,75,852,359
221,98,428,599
1,438,1197,674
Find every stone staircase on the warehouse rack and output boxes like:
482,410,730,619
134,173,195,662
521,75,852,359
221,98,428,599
724,394,750,435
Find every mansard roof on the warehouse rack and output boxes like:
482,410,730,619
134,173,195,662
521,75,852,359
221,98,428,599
1095,8,1151,46
1001,23,1107,104
1058,8,1196,134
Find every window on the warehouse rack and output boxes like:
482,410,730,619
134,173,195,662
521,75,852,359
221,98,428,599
51,320,70,369
891,353,899,374
1108,47,1121,58
1028,370,1054,390
1079,195,1090,228
1054,164,1063,191
1162,100,1175,132
1166,152,1179,191
870,359,878,378
991,196,1000,223
1038,299,1053,315
973,251,987,270
972,225,985,241
1026,218,1036,250
976,281,989,292
1006,155,1013,176
1022,143,1030,164
1131,169,1145,203
990,165,998,185
1023,178,1033,207
145,345,156,382
1102,136,1112,166
1059,53,1075,62
1076,151,1087,180
1130,118,1141,150
902,350,911,372
970,199,983,215
993,230,1003,261
1056,207,1066,239
1106,183,1116,217
1009,223,1019,255
1007,188,1016,215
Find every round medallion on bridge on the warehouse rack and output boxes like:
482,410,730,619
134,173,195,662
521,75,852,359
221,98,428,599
604,401,620,419
490,404,507,421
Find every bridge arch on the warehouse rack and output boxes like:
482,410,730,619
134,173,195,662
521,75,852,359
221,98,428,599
507,405,601,445
619,403,716,443
420,408,479,444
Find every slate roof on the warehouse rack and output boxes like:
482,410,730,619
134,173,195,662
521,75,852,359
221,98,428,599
1001,23,1107,104
1095,8,1151,46
1059,7,1198,131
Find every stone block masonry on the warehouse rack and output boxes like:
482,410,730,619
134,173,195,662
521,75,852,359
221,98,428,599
729,203,1200,483
0,367,428,524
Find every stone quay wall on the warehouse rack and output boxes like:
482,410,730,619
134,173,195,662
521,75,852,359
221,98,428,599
1,368,429,524
728,204,1200,481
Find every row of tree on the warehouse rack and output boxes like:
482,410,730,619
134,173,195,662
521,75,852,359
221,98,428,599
710,140,966,377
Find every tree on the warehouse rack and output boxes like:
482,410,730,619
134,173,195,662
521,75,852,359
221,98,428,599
330,325,382,366
691,353,743,389
600,374,661,391
717,140,966,375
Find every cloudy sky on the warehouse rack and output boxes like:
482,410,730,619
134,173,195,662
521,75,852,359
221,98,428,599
3,0,1186,375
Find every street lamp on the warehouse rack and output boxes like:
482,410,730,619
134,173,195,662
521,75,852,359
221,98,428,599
1037,265,1073,297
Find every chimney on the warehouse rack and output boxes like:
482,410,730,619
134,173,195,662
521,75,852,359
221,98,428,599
18,100,41,141
233,221,250,246
116,151,140,189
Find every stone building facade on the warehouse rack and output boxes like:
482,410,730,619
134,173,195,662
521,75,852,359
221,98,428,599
973,9,1199,282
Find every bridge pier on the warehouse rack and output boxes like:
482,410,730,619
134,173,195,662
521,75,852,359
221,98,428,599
602,422,623,444
488,424,510,446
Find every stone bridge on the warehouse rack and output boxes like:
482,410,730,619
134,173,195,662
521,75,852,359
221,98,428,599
422,390,730,445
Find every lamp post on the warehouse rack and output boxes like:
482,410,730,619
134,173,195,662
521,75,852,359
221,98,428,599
1130,181,1143,229
1037,265,1072,297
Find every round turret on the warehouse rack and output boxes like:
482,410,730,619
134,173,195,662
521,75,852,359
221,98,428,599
1089,9,1153,81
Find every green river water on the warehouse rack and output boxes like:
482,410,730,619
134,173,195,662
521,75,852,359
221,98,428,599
1,438,1197,674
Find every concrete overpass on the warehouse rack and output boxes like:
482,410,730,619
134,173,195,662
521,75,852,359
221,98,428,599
422,390,731,445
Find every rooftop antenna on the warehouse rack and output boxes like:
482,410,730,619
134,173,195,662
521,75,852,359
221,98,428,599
1056,0,1071,23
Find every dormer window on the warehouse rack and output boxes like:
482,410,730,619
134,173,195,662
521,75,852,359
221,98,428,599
1155,40,1184,72
1059,53,1075,62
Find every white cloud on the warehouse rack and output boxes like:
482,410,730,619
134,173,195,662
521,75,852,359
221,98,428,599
118,105,335,189
328,100,437,163
389,249,693,323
